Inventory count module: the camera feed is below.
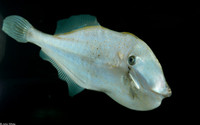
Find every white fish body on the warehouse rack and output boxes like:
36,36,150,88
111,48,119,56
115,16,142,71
2,15,171,111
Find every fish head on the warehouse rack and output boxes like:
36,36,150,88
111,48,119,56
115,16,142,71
107,37,171,111
125,38,172,110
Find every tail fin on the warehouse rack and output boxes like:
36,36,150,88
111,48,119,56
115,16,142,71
2,15,32,43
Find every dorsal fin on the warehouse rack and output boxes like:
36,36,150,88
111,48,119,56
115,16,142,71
54,14,100,35
39,50,84,97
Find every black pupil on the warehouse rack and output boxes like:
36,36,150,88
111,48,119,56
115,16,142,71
129,56,135,65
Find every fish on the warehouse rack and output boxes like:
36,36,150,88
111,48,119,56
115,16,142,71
2,15,171,111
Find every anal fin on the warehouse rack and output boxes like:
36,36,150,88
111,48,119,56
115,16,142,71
39,50,84,97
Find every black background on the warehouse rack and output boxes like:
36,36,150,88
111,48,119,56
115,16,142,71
0,0,198,124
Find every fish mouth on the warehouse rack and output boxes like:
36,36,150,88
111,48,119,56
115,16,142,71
150,84,172,98
128,69,172,98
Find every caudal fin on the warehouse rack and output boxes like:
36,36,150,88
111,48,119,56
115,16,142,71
2,15,32,43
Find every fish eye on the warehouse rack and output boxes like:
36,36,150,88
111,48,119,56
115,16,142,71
128,55,136,65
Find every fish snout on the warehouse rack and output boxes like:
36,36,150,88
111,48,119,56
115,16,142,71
161,84,172,97
151,82,172,98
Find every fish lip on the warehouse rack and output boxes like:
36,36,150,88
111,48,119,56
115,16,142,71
150,86,172,98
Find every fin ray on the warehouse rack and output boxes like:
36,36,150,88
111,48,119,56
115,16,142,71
2,15,32,43
39,50,84,96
